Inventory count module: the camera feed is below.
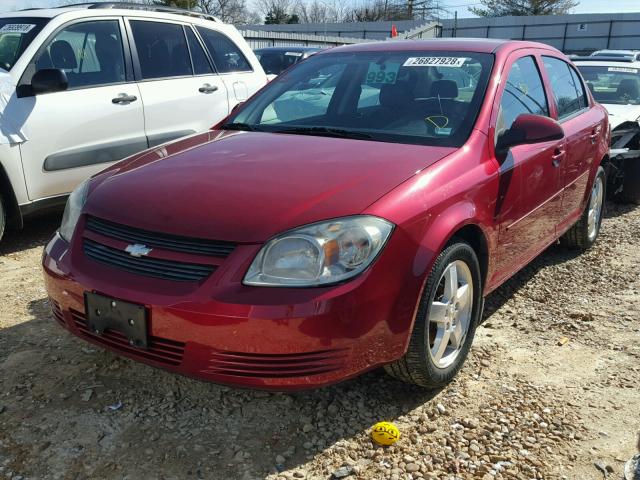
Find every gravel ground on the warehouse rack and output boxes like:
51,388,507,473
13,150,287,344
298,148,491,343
0,203,638,480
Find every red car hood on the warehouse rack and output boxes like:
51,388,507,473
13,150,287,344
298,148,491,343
85,130,455,243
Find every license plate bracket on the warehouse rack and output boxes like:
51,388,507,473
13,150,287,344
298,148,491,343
84,292,148,349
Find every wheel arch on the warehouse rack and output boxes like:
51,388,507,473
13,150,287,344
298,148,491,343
0,162,23,230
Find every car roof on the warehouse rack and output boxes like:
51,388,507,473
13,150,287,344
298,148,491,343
574,58,640,68
327,38,559,55
0,3,219,22
254,47,321,53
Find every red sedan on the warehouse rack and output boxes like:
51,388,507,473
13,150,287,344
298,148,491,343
43,39,609,390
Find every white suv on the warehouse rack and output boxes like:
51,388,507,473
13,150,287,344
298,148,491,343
0,3,267,241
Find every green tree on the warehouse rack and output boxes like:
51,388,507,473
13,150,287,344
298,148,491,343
470,0,577,17
153,0,199,8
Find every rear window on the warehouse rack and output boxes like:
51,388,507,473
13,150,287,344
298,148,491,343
256,50,306,75
0,17,48,71
577,65,640,105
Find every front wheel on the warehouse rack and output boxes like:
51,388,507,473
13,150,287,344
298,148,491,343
385,240,483,388
561,166,605,250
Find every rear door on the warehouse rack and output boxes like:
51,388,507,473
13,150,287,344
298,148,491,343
17,17,146,201
127,19,229,147
540,55,603,229
492,53,565,279
195,26,264,110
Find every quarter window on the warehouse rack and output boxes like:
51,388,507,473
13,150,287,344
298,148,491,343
196,27,252,74
496,56,549,141
542,56,586,119
130,21,191,79
33,20,125,89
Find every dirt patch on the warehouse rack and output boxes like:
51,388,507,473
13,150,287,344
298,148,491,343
0,205,638,480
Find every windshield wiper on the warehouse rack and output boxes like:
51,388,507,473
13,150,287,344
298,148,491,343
221,122,262,132
274,126,373,140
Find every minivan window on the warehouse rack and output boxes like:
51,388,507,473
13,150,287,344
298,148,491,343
542,56,585,119
33,20,125,89
0,18,48,72
225,51,494,147
131,21,191,79
196,27,252,74
496,56,549,142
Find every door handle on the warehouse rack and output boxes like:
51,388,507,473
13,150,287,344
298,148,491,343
112,94,137,104
551,148,565,167
199,84,219,94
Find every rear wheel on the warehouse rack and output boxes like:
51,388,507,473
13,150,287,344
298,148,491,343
385,240,483,388
561,166,605,250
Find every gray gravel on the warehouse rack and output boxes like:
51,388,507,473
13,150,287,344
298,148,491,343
0,203,638,480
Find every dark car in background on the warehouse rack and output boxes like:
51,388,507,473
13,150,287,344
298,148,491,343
254,46,321,77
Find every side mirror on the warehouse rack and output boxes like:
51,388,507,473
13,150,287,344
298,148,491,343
31,69,68,95
496,114,564,159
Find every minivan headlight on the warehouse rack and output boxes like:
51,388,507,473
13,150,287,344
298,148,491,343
244,216,394,287
59,179,90,242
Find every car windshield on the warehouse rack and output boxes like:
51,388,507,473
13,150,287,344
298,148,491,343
225,50,494,147
0,18,48,72
577,65,640,105
256,50,309,75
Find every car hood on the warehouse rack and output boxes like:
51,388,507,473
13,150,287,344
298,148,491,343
601,103,640,130
85,130,455,243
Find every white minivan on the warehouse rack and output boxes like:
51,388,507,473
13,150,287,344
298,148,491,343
0,3,267,242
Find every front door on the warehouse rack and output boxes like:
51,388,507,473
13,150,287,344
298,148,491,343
17,18,146,201
492,54,565,282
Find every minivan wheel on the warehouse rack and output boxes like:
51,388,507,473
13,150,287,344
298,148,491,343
561,166,605,250
385,240,483,388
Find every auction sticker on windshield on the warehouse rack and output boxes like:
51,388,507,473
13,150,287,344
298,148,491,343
365,62,401,84
404,57,466,67
0,24,36,34
608,67,638,74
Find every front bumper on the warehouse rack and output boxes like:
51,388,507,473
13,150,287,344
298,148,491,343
42,228,423,390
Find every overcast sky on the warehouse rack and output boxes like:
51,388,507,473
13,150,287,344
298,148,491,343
0,0,639,18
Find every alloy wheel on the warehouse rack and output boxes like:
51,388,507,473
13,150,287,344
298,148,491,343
427,260,474,369
587,175,604,241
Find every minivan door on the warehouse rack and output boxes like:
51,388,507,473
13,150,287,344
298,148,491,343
126,19,229,147
17,18,146,201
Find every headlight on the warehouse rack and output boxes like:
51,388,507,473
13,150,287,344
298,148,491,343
244,216,394,287
59,179,90,242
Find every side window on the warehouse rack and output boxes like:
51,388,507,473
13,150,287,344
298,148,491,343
496,56,549,141
130,21,191,80
542,56,585,119
569,66,589,110
33,20,125,89
186,27,213,75
196,27,252,74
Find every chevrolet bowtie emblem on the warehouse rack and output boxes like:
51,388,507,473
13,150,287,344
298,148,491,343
125,244,153,257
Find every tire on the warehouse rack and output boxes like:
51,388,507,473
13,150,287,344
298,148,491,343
620,159,640,205
561,166,605,250
385,240,483,388
0,195,5,243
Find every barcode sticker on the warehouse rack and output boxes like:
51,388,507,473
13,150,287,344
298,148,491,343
285,51,303,57
608,67,638,74
0,24,36,34
403,57,466,68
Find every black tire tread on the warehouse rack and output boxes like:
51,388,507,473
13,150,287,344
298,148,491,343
385,240,481,388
